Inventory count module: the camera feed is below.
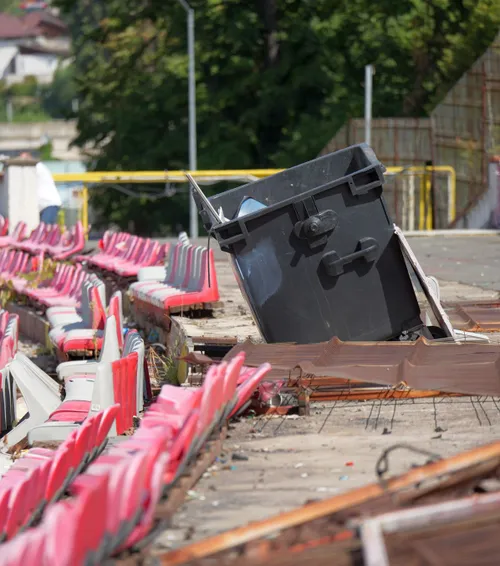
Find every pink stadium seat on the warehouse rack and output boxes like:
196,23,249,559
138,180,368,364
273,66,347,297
0,353,272,562
0,221,26,249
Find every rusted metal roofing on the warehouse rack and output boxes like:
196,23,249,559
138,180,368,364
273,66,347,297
225,341,327,380
444,300,500,332
226,337,500,396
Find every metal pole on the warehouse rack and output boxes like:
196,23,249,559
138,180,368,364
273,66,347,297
81,184,89,239
365,64,373,146
187,7,198,238
178,0,198,239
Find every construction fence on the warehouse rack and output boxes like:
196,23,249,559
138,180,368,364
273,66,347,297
321,32,500,227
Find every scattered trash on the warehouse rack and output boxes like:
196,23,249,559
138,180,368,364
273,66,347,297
212,501,220,507
345,461,354,467
187,490,206,501
294,462,304,469
258,380,286,405
232,453,249,461
382,427,392,435
316,487,340,493
147,329,159,343
236,197,268,218
339,475,349,481
300,473,308,478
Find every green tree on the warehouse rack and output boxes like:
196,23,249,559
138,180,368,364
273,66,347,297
53,0,500,233
0,0,22,15
42,64,78,119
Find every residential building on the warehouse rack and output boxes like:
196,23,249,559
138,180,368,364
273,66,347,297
0,11,69,83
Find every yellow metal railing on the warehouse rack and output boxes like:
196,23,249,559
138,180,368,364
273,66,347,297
52,170,281,184
384,166,456,230
53,166,456,235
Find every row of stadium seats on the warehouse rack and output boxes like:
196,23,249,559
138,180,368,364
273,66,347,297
76,230,169,278
0,350,270,564
0,220,84,261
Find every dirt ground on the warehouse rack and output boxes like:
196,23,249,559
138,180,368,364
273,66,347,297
149,236,500,554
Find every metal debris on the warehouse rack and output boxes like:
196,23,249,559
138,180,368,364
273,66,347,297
158,440,500,565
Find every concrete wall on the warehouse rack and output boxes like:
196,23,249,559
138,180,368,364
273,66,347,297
488,161,500,228
0,158,39,233
456,162,500,229
10,52,59,81
0,120,84,160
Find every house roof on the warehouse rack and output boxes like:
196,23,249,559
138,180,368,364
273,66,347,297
0,13,29,39
0,11,67,40
23,11,68,34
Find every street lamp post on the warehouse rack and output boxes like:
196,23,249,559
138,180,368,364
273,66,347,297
364,64,373,147
177,0,198,239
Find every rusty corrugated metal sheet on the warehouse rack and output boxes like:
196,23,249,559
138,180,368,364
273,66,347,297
226,337,500,396
444,300,500,332
224,341,327,380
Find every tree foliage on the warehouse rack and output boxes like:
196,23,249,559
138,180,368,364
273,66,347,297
41,64,78,120
53,0,500,233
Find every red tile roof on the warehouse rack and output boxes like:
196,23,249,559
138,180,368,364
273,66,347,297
23,11,67,33
0,13,29,39
0,11,67,39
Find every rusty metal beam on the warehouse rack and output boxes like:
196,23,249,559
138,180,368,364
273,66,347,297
308,387,464,402
444,301,500,332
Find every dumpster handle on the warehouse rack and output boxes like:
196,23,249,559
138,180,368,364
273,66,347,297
322,237,380,277
293,209,338,249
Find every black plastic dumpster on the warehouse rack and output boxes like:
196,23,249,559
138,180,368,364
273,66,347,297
194,143,422,344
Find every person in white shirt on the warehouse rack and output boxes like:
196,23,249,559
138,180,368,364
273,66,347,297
20,152,62,224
